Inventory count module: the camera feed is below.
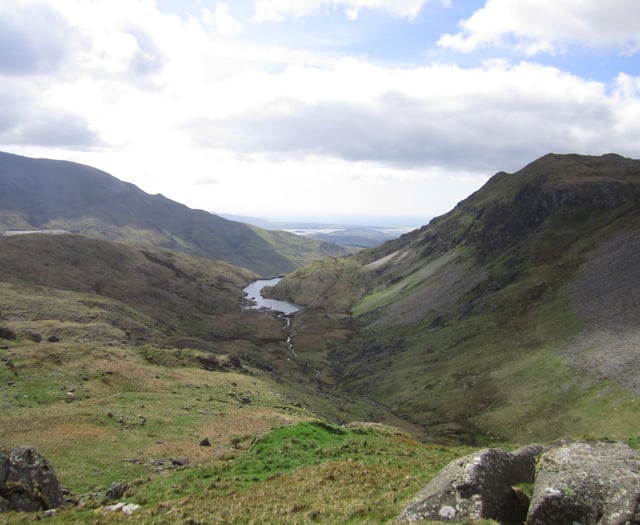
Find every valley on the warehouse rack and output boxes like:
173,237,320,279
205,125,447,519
269,153,640,444
1,151,639,523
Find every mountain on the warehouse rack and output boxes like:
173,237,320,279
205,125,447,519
271,153,640,443
0,151,347,275
2,153,640,523
0,233,258,350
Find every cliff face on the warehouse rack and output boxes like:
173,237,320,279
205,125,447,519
369,153,640,265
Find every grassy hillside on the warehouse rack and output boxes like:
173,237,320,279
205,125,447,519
0,234,408,426
0,234,476,524
271,153,640,443
249,225,357,268
0,151,348,275
0,335,475,524
2,153,640,523
0,234,259,349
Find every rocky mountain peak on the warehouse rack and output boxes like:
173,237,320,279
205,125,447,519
398,153,640,260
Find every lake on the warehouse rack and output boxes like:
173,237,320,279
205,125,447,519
243,277,302,315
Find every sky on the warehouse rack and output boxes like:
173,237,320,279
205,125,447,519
1,0,639,225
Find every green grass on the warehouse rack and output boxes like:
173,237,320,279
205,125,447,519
352,251,459,317
0,421,477,524
0,340,312,495
628,436,640,449
249,225,351,269
0,332,481,525
324,216,640,444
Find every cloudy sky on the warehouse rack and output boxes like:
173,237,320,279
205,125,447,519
2,0,639,224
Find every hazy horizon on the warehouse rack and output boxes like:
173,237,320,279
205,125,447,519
218,211,429,229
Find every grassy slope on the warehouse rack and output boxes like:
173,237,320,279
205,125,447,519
0,234,472,524
0,234,403,426
271,153,640,444
249,225,353,270
0,151,347,276
0,339,635,524
0,234,258,349
0,349,476,525
0,335,476,525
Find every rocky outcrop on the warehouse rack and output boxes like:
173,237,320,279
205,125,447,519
399,441,640,525
528,441,640,525
398,445,542,524
0,447,63,512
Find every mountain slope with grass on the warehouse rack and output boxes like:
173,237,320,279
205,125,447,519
272,153,640,443
2,153,640,524
0,233,476,524
0,151,347,276
0,233,259,350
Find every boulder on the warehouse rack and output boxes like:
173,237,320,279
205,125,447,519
0,447,63,512
0,327,16,340
527,440,640,525
398,445,542,524
105,481,129,500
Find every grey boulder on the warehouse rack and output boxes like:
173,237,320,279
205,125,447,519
0,447,63,512
399,440,640,525
398,445,542,524
527,440,640,525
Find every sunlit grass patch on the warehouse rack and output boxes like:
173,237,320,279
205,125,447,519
105,421,476,525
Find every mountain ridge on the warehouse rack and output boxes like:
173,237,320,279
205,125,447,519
271,152,640,442
1,152,640,523
0,150,348,275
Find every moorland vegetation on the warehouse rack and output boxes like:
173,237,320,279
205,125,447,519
1,152,639,523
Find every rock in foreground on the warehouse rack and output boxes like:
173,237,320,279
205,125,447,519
398,445,542,524
399,440,640,524
0,447,63,512
528,441,640,525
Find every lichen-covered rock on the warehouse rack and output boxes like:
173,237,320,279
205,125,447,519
527,441,640,525
398,445,543,524
0,447,63,512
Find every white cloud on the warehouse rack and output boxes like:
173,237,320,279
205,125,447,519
183,59,635,172
202,2,243,35
2,0,640,220
255,0,429,22
0,77,99,147
0,0,76,75
438,0,640,55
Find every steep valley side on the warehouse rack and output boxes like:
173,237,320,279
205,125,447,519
270,153,640,443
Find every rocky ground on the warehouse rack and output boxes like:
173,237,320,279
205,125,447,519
399,440,640,524
562,226,640,393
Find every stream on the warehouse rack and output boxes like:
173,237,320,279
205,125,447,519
243,278,319,371
242,279,427,435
